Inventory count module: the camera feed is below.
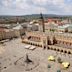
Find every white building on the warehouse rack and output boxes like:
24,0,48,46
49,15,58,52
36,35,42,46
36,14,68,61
58,24,72,32
27,23,39,31
13,24,25,37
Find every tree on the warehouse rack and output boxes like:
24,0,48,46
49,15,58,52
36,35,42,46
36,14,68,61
65,28,68,33
57,57,62,63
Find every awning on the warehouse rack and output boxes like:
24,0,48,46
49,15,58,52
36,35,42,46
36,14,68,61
62,62,70,68
48,56,55,61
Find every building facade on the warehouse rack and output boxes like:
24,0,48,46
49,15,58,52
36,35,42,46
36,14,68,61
22,31,72,54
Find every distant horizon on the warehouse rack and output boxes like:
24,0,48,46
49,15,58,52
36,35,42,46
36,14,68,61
0,0,72,15
0,13,72,16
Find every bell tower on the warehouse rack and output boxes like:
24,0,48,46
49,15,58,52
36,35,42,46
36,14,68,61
39,13,45,32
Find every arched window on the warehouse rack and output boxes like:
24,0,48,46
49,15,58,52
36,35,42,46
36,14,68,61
64,51,67,53
57,49,59,51
53,36,57,45
61,50,63,52
54,48,56,51
68,51,71,54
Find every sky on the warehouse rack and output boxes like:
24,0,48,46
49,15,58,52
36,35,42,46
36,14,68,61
0,0,72,15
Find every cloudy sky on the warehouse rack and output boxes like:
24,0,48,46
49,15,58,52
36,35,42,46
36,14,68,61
0,0,72,15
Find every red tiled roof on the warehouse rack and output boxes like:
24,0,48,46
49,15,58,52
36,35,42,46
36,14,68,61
0,28,6,32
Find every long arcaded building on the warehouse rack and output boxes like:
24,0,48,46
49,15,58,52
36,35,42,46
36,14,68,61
22,31,72,54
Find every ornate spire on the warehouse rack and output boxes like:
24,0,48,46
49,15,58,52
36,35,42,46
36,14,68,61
40,13,43,20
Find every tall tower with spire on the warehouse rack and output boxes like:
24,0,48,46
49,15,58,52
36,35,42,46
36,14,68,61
39,13,45,32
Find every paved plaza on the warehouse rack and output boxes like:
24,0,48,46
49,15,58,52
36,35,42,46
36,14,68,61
0,38,72,72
